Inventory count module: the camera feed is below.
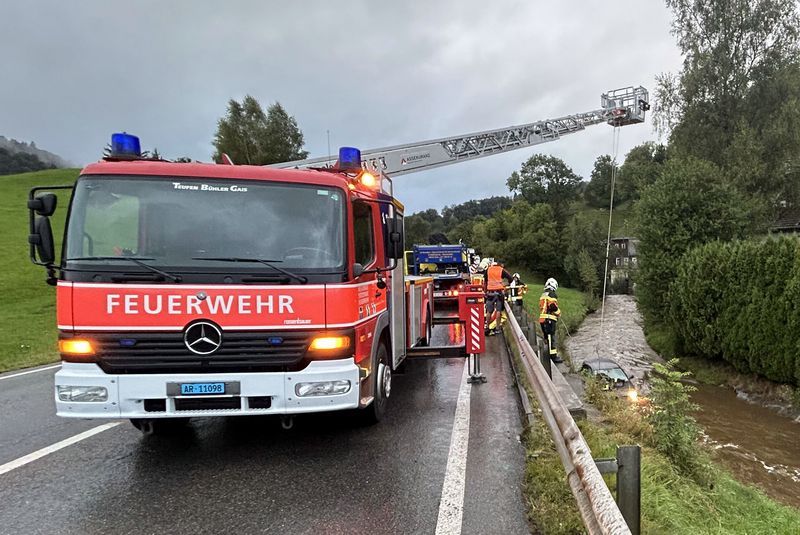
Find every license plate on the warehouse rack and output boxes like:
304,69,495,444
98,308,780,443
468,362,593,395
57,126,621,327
433,291,446,297
179,382,225,396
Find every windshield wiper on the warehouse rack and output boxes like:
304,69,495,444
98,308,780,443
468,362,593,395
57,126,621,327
191,257,308,284
68,256,182,283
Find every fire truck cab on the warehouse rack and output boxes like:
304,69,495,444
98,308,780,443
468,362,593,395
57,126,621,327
29,138,436,430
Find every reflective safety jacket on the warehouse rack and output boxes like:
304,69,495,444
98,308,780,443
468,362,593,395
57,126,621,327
486,265,511,291
539,290,560,323
509,280,525,302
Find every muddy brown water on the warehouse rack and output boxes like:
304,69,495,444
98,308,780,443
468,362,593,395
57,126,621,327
566,295,800,509
690,383,800,508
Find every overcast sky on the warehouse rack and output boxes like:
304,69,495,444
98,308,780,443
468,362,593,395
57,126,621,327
1,0,682,213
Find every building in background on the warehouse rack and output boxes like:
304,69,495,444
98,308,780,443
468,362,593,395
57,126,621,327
609,237,638,293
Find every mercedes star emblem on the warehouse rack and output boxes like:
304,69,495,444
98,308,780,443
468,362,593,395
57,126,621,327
184,321,222,355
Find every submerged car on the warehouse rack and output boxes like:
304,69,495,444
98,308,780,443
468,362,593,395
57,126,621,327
580,358,638,401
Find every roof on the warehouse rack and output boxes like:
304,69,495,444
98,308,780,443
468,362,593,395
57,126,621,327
80,160,351,189
773,208,800,232
583,358,624,369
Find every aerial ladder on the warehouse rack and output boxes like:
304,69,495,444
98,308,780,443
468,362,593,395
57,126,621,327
274,86,649,178
274,86,649,382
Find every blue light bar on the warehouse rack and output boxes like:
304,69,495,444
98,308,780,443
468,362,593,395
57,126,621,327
338,146,362,171
110,132,141,158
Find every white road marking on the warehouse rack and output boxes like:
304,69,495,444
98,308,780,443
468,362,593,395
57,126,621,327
0,422,120,477
0,364,61,381
435,361,472,535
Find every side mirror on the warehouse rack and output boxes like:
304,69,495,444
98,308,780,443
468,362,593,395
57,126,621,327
352,263,365,278
30,216,55,264
386,217,404,260
28,193,58,217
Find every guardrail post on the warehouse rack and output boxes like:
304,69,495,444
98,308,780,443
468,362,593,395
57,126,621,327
538,337,552,379
616,445,641,535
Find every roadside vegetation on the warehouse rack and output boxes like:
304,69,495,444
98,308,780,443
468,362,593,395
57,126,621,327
0,168,78,372
507,285,800,534
634,0,800,389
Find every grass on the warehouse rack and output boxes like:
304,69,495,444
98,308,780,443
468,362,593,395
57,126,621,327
571,200,636,238
504,281,800,533
0,168,80,372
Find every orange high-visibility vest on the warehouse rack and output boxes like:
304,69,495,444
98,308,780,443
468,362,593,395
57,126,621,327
486,265,505,291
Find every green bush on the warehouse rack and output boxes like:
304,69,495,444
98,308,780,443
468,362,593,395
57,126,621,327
635,157,752,323
647,359,711,485
670,237,800,385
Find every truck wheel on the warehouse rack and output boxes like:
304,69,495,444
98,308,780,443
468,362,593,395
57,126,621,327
360,343,391,425
420,309,433,347
130,418,190,436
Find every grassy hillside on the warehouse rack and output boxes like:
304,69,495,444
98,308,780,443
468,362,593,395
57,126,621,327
0,169,80,372
572,200,637,237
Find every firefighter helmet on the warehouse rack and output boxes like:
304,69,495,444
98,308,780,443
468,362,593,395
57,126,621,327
545,278,558,291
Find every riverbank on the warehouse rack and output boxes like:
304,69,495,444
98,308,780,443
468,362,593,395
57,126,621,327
514,288,800,533
644,322,800,420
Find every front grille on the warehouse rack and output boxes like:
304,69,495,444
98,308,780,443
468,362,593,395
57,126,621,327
175,397,242,411
86,331,312,374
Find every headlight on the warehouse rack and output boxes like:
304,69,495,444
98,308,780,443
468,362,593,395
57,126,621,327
57,385,108,402
294,380,351,397
626,389,639,402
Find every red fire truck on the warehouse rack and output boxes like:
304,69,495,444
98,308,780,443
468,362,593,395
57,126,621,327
28,87,647,434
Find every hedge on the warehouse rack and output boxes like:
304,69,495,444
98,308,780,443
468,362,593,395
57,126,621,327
669,237,800,385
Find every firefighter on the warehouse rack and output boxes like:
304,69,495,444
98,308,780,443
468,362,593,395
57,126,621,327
485,260,512,336
539,277,563,363
508,272,525,310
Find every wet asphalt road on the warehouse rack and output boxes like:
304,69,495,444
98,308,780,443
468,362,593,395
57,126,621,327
0,329,529,534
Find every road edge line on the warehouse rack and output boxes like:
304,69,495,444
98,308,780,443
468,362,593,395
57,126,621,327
0,422,120,477
0,364,62,381
435,361,472,535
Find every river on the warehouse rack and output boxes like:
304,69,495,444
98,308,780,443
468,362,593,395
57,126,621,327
565,295,800,509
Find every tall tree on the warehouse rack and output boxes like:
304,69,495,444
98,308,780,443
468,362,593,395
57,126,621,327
212,96,308,165
562,212,606,292
618,142,668,201
506,154,581,224
654,0,800,207
583,155,618,208
635,157,752,323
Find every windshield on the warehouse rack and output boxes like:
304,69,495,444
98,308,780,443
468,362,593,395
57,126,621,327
596,367,629,383
65,176,346,271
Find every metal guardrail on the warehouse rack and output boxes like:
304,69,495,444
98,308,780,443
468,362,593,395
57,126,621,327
504,302,633,535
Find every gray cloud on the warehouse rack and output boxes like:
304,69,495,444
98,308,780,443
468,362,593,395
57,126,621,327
1,0,681,213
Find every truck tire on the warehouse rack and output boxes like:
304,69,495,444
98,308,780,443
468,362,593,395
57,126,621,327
359,343,391,425
130,418,190,436
420,308,433,347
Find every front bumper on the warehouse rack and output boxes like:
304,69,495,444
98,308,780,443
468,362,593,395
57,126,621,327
55,359,361,419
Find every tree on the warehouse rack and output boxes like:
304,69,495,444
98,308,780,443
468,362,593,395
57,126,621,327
506,154,581,224
404,215,433,246
471,200,559,275
212,96,308,165
635,157,753,322
655,0,800,208
562,212,606,292
617,142,667,201
583,155,618,208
